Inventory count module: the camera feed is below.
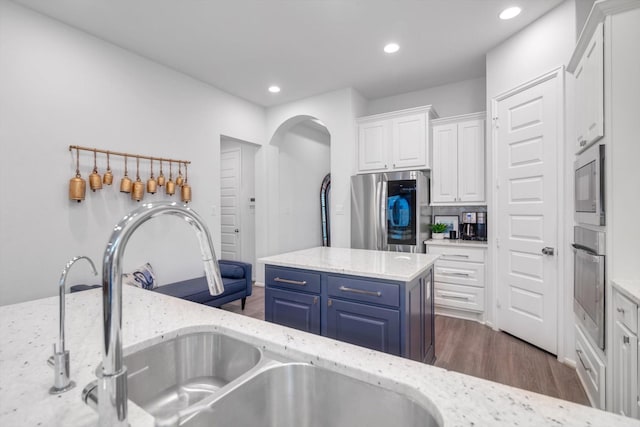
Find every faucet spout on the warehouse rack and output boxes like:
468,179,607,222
49,255,98,394
95,202,224,427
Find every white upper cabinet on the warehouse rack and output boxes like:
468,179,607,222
356,105,437,173
574,22,604,153
431,113,485,205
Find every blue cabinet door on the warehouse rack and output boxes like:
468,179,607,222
326,298,400,355
265,287,320,334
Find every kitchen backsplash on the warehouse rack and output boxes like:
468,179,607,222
430,205,487,222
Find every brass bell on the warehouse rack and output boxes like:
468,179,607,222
181,183,191,203
89,169,102,191
132,178,144,202
103,152,113,185
69,174,86,203
166,179,175,196
131,157,144,201
176,162,184,187
157,160,165,186
120,175,132,193
69,148,86,202
181,163,191,203
120,155,132,193
147,159,157,194
89,150,102,191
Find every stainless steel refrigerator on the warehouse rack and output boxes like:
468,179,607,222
351,170,431,253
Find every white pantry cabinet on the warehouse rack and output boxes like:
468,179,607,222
574,22,604,154
431,112,485,204
356,106,438,173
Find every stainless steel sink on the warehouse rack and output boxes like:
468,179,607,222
124,332,261,419
179,363,440,427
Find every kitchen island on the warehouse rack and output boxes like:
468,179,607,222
1,283,638,426
260,247,439,363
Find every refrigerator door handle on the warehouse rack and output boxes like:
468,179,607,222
380,178,388,250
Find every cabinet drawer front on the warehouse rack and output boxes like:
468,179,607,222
614,290,638,334
326,298,400,356
266,266,321,294
327,275,399,308
426,245,485,263
434,260,485,288
434,282,484,312
575,325,606,409
265,288,320,334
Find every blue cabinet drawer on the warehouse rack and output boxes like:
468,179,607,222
326,298,400,355
266,266,321,294
327,275,399,308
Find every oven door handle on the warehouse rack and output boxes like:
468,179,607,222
571,243,599,256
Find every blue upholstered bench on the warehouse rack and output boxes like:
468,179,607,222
71,260,253,310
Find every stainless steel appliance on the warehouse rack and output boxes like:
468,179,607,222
573,225,606,350
461,212,476,240
351,171,430,253
575,143,605,226
476,212,487,241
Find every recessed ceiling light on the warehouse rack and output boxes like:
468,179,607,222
499,6,521,20
383,43,400,54
268,85,281,93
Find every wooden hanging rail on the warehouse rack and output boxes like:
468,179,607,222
68,145,191,165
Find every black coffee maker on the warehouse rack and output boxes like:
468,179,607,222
461,212,488,241
461,212,477,240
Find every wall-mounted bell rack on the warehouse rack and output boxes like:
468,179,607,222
68,145,192,204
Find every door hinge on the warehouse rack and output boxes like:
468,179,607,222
496,178,500,190
496,238,500,249
497,299,502,309
493,117,499,129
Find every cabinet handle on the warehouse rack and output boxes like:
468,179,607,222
440,293,470,301
328,299,333,307
624,335,630,344
617,307,625,314
442,254,469,258
274,277,307,286
576,349,592,373
338,286,382,297
442,271,471,277
313,296,318,305
384,164,387,169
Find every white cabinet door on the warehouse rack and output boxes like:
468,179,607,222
358,120,389,172
391,113,427,169
431,123,458,203
457,119,485,203
575,22,604,153
613,319,638,418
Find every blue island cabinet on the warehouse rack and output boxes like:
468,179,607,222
265,264,435,364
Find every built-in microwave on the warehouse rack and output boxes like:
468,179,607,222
575,143,605,226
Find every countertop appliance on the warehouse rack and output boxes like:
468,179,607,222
351,171,431,253
573,225,606,350
575,143,605,226
461,211,487,241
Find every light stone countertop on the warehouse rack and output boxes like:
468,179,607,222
613,279,640,305
1,286,639,427
425,239,489,248
259,246,439,282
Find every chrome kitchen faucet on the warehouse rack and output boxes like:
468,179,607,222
48,255,98,394
81,202,225,427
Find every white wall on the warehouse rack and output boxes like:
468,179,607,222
366,77,486,117
486,0,576,362
276,122,330,253
0,1,266,305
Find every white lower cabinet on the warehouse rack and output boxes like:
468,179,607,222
611,289,639,418
575,324,606,409
426,243,486,321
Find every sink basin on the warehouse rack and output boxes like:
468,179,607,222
124,332,261,419
180,363,440,427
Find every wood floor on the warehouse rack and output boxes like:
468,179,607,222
221,286,589,406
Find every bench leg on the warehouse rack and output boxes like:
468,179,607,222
241,297,247,310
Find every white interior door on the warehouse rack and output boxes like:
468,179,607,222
495,74,559,354
220,149,241,261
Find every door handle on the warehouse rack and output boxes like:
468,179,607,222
542,247,555,256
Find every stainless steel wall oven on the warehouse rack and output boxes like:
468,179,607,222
573,225,606,350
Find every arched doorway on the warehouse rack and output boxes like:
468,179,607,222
269,115,331,254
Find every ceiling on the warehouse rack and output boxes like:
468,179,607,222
14,0,566,107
